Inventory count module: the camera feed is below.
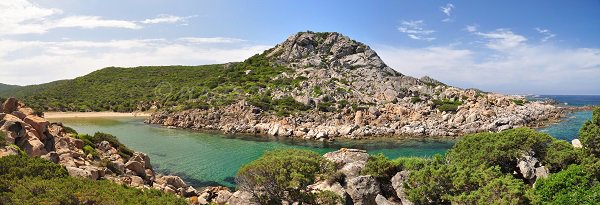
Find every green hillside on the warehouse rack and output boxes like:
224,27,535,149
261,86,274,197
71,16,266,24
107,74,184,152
0,83,19,93
0,51,299,113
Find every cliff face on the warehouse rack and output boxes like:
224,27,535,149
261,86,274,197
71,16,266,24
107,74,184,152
147,32,563,140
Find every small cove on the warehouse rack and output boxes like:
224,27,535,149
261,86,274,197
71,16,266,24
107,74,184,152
54,117,454,188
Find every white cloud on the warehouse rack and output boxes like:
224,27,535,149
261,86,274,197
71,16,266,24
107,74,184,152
398,20,436,41
440,3,455,22
376,43,600,94
441,3,455,16
0,0,144,35
535,27,556,42
53,16,141,29
141,14,194,24
179,37,246,44
465,25,478,32
0,38,271,85
474,29,527,50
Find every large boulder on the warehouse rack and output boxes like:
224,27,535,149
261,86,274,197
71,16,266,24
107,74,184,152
66,166,98,180
375,194,400,205
214,189,233,205
516,155,539,180
346,175,381,205
227,191,257,205
2,98,17,114
129,152,152,169
156,175,188,189
324,148,370,178
391,171,413,205
23,115,49,139
124,161,146,177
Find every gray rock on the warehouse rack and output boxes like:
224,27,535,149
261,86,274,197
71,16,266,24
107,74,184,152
324,149,369,178
227,190,257,205
572,139,583,148
391,171,413,205
125,161,146,177
346,175,381,205
375,194,400,205
215,189,233,205
66,166,98,180
517,155,540,180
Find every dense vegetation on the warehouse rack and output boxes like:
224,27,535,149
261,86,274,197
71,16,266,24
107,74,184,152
235,149,340,204
0,51,308,115
0,83,19,93
238,108,600,204
0,155,186,204
74,132,134,160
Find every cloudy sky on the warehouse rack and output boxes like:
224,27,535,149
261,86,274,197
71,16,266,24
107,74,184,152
1,0,599,94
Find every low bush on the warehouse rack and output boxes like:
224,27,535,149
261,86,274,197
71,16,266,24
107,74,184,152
236,149,335,204
529,164,600,204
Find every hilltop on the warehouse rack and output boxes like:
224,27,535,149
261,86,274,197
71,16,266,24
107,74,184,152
1,31,562,139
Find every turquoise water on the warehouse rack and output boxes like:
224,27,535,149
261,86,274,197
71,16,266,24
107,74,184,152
54,117,453,188
533,95,599,140
538,111,592,141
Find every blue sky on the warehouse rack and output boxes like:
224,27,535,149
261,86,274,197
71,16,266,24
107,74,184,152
1,0,599,94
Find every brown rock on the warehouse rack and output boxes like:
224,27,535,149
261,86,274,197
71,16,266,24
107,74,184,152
23,115,49,139
11,111,26,120
2,98,17,114
21,138,47,157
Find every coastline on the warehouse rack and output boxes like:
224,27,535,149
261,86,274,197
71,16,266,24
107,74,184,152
44,111,151,119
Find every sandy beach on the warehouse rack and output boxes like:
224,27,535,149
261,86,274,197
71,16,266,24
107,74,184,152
44,112,151,119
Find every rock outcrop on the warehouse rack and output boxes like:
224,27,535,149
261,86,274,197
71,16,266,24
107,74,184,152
146,32,563,140
0,98,213,204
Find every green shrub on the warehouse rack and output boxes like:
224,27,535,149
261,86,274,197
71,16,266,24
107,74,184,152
74,132,134,159
62,126,78,135
579,107,600,157
438,104,459,112
235,149,335,204
0,131,6,147
361,154,399,181
511,99,525,106
83,145,99,159
542,140,581,173
451,175,528,205
446,128,553,173
312,86,323,97
0,177,187,204
529,164,600,204
314,190,344,204
0,155,68,181
410,97,422,104
393,157,430,171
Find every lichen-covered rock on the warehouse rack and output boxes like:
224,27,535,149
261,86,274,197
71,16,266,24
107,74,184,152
227,191,257,205
391,171,413,205
346,175,381,205
324,148,370,178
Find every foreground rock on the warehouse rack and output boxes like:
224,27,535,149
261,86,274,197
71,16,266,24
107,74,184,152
146,32,562,140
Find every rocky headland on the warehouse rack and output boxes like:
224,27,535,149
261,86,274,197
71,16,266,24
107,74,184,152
147,32,563,140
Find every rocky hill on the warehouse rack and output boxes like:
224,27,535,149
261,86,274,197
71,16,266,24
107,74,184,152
146,31,562,139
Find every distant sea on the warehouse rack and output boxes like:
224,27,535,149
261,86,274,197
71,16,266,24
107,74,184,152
531,95,600,140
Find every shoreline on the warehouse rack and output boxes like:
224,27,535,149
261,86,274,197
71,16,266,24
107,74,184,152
44,112,151,119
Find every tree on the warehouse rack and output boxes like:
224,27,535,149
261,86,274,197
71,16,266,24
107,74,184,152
579,107,600,157
235,149,335,204
446,127,553,173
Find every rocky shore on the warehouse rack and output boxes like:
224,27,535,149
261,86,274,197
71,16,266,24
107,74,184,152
146,32,563,140
147,94,562,141
0,97,227,204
